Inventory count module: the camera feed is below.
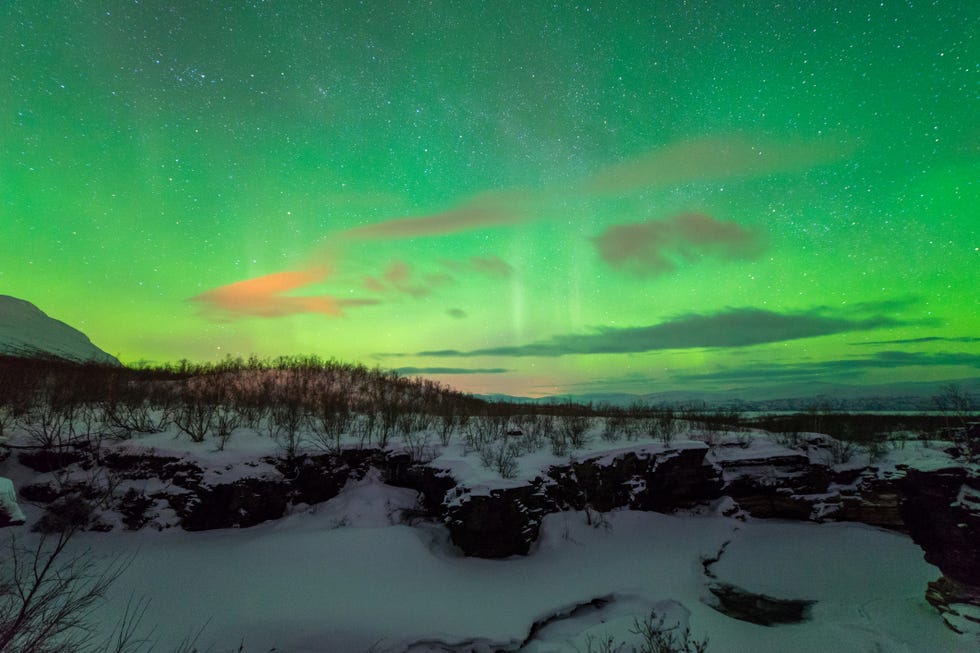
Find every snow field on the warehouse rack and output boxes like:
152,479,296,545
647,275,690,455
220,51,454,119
47,473,971,653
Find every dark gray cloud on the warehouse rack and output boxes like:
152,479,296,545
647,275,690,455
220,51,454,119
592,213,765,276
854,336,980,346
414,308,904,358
394,366,509,375
675,351,980,383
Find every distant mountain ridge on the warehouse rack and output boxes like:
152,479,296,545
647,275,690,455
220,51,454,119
480,378,980,411
0,295,120,365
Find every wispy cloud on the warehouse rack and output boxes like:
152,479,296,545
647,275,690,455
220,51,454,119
190,267,378,320
372,260,435,297
342,192,529,240
409,307,904,358
442,255,514,279
584,135,846,194
394,366,509,375
593,213,765,276
362,260,476,299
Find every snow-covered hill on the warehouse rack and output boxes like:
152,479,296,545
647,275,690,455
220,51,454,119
0,295,120,365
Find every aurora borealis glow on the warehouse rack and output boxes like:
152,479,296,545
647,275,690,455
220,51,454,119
2,1,977,397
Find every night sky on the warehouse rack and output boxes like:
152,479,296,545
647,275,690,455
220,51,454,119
2,1,977,397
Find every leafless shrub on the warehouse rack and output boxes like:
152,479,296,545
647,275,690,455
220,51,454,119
22,402,72,449
307,390,352,455
650,409,678,446
172,400,217,444
269,401,305,461
476,438,519,479
0,530,130,652
629,610,709,653
602,411,628,442
211,406,240,452
558,412,592,449
403,430,437,464
826,437,858,465
464,413,507,454
548,430,570,457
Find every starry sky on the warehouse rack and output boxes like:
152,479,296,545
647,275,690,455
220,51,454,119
1,1,977,398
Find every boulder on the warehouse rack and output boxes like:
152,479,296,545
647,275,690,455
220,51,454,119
925,576,980,636
0,476,26,527
705,582,816,626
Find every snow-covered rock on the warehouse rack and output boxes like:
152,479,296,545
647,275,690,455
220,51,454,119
0,294,119,365
0,477,26,527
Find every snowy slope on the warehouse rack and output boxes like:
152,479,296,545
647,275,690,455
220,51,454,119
0,295,120,365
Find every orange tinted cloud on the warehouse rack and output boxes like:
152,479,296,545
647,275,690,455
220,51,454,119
191,267,378,319
585,135,846,193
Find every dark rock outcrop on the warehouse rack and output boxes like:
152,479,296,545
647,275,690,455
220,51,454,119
900,467,980,635
179,476,290,530
900,468,980,586
446,484,549,557
705,582,816,626
446,447,722,558
383,452,457,515
715,450,907,531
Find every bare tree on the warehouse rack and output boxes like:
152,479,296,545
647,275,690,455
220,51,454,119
0,530,130,653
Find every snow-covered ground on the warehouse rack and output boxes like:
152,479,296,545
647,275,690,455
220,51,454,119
60,480,971,652
2,418,976,651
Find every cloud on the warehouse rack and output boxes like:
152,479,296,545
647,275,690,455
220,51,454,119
593,213,765,276
341,192,528,240
468,255,513,278
412,308,905,358
394,367,509,375
584,135,846,194
191,266,378,320
675,351,980,383
442,255,514,279
363,261,453,298
854,336,980,346
447,308,468,319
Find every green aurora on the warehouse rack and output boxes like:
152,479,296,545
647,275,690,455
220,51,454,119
1,1,977,397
